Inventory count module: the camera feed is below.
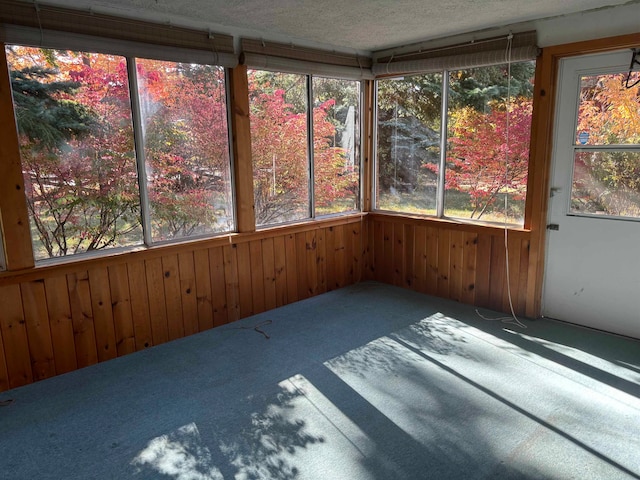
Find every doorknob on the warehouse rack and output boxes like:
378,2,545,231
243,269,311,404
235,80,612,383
547,224,559,230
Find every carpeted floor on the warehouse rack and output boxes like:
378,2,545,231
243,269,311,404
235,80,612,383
1,281,639,479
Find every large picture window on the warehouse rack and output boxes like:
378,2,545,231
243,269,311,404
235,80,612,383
249,70,361,227
376,61,535,226
6,45,233,261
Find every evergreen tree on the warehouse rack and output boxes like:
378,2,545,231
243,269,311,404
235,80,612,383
10,66,95,149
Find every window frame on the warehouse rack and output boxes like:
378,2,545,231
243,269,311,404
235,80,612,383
5,40,236,264
567,68,640,221
248,68,364,230
373,60,536,228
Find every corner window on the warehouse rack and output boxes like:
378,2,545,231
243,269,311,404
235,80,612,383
249,70,361,227
6,45,233,261
376,61,535,226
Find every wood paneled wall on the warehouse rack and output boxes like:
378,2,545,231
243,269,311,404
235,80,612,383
0,217,367,391
367,214,532,317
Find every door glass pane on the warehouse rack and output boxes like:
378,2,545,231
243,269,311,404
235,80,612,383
576,73,640,146
136,59,233,241
571,150,640,218
249,70,310,226
376,74,441,215
6,45,141,260
445,62,534,225
313,77,360,216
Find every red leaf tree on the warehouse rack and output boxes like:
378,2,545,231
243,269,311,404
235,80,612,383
428,99,532,220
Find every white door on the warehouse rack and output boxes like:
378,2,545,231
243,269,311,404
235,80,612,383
542,50,640,339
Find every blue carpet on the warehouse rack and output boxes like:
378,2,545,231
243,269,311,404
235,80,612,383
1,281,639,479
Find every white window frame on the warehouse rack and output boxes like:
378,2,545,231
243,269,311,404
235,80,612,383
5,32,236,263
373,61,535,227
249,68,364,229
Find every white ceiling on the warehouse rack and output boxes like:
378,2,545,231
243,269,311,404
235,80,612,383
34,0,637,54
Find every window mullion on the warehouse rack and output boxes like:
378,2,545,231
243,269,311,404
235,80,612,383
126,57,153,246
437,70,450,218
307,74,315,219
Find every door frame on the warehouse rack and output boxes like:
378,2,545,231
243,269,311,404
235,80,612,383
522,32,640,319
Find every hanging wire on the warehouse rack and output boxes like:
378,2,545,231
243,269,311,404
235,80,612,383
476,33,526,329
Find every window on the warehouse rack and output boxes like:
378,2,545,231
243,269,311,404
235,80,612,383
136,59,233,240
249,70,361,227
6,45,233,261
571,72,640,218
376,61,535,226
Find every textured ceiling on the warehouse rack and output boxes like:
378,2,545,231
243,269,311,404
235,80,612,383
34,0,636,53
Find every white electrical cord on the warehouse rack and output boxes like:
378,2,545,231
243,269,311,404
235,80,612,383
477,33,527,330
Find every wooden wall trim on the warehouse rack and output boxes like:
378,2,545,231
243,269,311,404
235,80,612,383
0,214,365,286
0,45,33,270
228,64,256,233
542,32,640,59
361,79,374,212
368,212,531,240
523,52,554,317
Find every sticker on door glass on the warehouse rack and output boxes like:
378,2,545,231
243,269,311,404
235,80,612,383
578,131,589,145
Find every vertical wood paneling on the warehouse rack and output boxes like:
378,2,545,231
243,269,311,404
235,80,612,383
249,240,266,314
382,222,393,284
0,50,33,270
44,276,77,374
88,267,117,362
20,281,55,381
145,258,170,345
475,233,492,308
334,225,346,289
425,226,439,295
209,247,228,326
261,238,277,311
178,252,199,336
316,228,327,294
67,271,98,369
273,235,288,306
414,225,427,293
403,224,414,289
304,230,318,297
127,261,153,350
373,220,383,282
503,235,522,315
161,255,185,341
325,226,336,290
489,238,506,312
236,242,253,318
351,221,362,283
107,264,136,356
518,240,530,316
284,234,298,302
229,64,256,233
223,245,240,323
449,231,464,302
462,232,478,305
437,230,450,299
0,284,32,388
193,249,214,331
392,222,404,287
296,232,309,299
344,226,354,286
